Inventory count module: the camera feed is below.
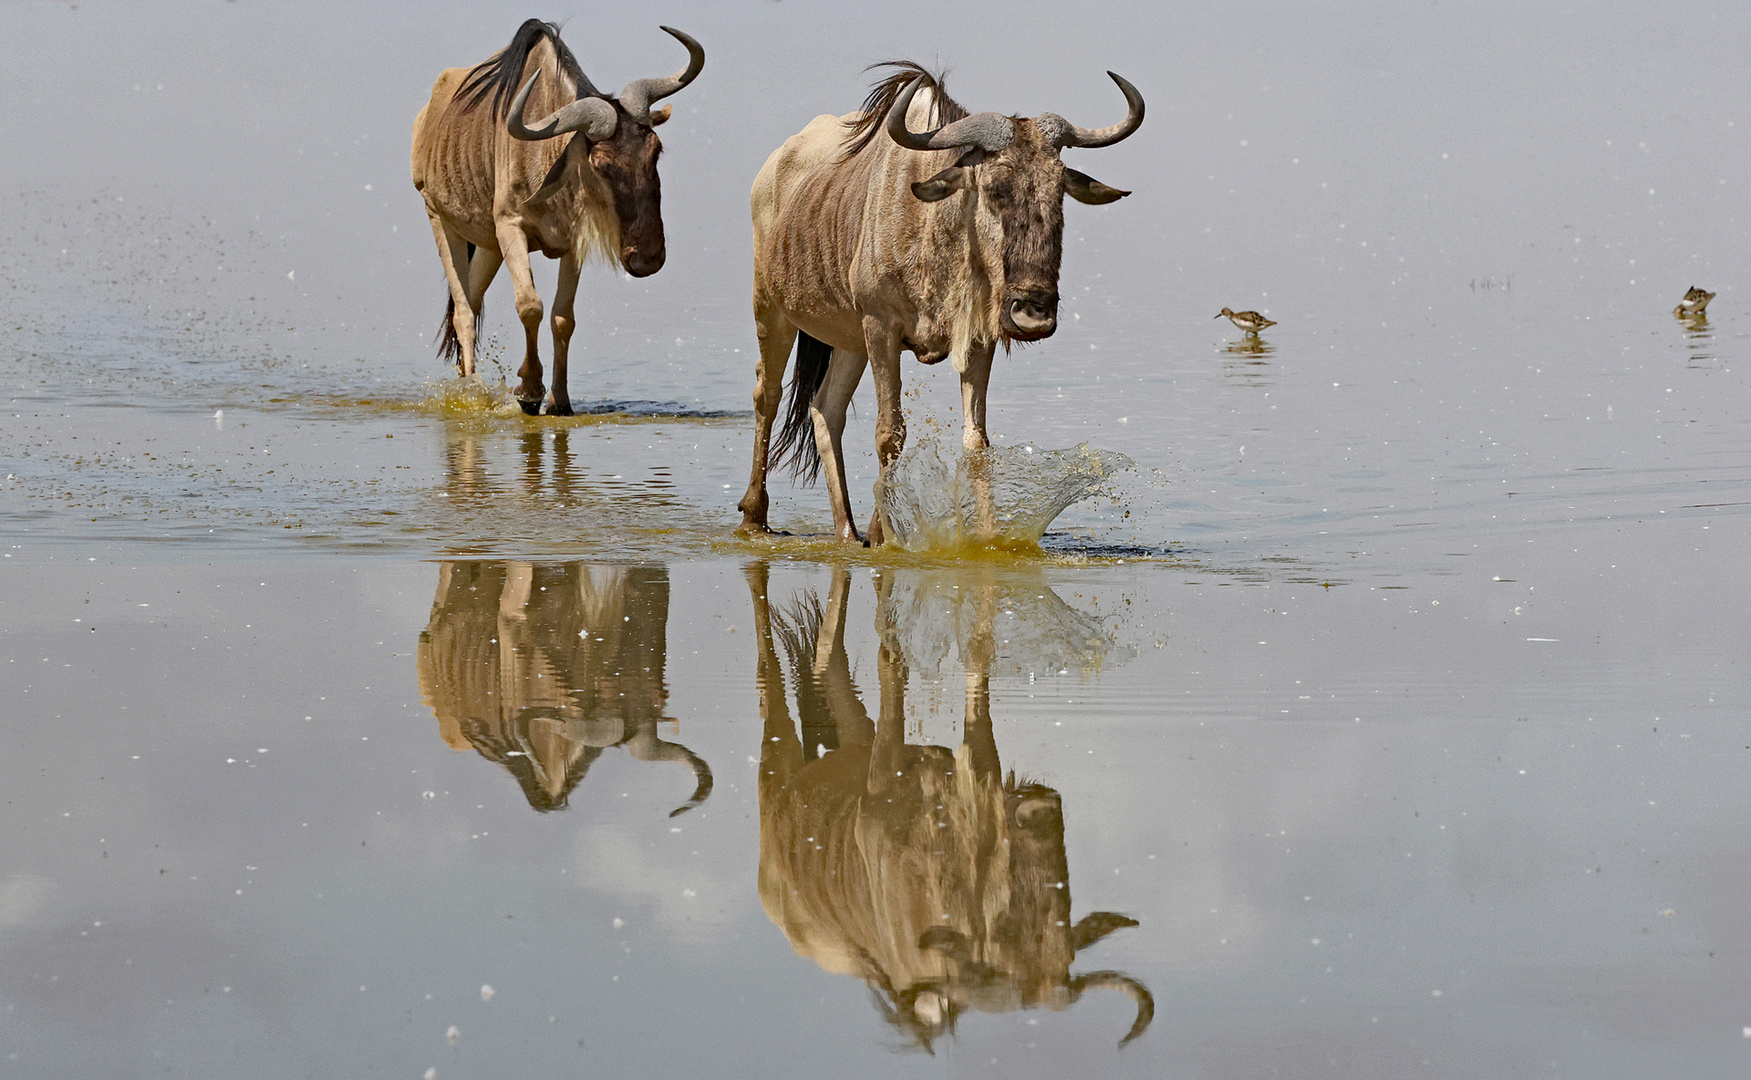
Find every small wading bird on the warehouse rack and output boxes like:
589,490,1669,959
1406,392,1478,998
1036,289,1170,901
1216,307,1276,335
1673,286,1715,317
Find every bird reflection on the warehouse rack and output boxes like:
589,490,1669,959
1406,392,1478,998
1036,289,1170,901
1222,334,1275,384
747,561,1151,1050
1675,311,1716,366
417,561,711,815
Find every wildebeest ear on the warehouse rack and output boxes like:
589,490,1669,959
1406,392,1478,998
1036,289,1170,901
648,104,673,126
1069,911,1140,951
911,166,969,202
1065,167,1131,205
527,143,574,205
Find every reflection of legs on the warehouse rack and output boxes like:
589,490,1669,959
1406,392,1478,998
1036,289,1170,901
959,343,997,538
747,563,803,788
518,429,545,499
547,255,580,416
444,430,485,497
866,568,907,787
495,221,546,413
737,296,797,532
819,567,873,748
811,348,869,543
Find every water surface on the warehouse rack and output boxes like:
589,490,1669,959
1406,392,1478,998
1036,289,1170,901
5,2,1751,1077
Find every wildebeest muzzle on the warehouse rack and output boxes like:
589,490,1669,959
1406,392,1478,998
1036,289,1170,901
622,246,666,278
1002,293,1059,341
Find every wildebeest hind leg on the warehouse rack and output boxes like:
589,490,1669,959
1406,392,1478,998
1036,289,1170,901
736,300,798,533
428,214,480,376
495,223,546,415
546,255,580,416
462,243,502,370
812,348,870,543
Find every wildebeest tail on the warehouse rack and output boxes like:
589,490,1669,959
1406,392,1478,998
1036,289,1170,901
771,332,832,484
458,18,590,118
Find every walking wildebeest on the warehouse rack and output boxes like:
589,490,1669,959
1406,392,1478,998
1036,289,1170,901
747,562,1152,1048
737,62,1143,543
418,561,711,815
412,19,704,415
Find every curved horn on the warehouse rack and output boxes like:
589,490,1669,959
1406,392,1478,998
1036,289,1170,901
617,26,705,126
1040,71,1145,149
507,69,618,142
885,76,1015,153
1069,971,1155,1047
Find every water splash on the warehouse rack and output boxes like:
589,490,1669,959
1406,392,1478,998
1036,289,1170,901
419,376,519,418
878,439,1134,552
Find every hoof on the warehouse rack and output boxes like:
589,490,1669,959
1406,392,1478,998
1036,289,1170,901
517,399,541,416
544,397,574,417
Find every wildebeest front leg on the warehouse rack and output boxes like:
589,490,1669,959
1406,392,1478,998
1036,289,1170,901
811,348,869,543
495,222,546,415
737,299,797,533
958,343,994,452
863,318,906,546
546,255,580,416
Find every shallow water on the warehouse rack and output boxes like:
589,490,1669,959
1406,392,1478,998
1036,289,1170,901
6,2,1751,1077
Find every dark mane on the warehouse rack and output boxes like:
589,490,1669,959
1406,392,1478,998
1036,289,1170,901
842,61,969,159
458,19,591,118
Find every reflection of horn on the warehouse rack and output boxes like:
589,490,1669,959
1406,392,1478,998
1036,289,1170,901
624,729,714,816
1069,911,1139,951
1068,971,1155,1047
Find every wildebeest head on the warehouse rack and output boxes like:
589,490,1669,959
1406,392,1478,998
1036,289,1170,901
884,70,1143,342
887,775,1152,1049
503,26,705,277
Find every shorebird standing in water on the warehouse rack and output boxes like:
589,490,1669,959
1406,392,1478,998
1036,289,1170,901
1216,307,1276,335
1673,287,1715,317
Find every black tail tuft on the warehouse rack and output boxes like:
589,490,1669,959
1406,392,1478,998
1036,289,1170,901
436,288,483,367
437,243,481,366
770,332,832,484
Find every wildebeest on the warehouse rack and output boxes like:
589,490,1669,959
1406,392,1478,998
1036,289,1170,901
737,63,1143,543
411,19,704,415
418,561,711,815
747,562,1152,1048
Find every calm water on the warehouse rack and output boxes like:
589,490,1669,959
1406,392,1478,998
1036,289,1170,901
5,2,1751,1077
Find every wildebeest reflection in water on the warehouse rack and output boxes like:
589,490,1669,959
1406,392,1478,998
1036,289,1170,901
747,563,1152,1049
417,561,711,814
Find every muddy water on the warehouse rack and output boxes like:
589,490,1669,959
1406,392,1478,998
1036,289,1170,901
6,2,1751,1077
